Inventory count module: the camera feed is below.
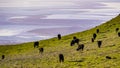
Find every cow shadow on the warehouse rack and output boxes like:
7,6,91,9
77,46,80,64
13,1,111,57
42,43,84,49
68,59,84,62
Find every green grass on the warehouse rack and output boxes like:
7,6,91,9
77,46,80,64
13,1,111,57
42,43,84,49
0,15,120,68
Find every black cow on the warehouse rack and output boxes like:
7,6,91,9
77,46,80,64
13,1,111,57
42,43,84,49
96,29,99,33
97,41,102,48
2,55,5,60
93,33,97,40
58,34,61,40
74,38,79,45
116,28,119,32
76,44,84,51
106,56,112,59
118,32,120,37
70,37,80,46
59,54,64,63
70,40,75,46
39,48,44,54
34,41,39,48
73,36,79,44
91,38,94,42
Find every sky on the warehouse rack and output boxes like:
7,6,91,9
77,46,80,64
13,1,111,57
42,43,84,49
0,0,120,44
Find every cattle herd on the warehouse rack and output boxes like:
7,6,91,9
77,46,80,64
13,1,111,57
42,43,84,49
1,27,120,63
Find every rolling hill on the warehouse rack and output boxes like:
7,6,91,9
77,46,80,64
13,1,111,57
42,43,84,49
0,14,120,68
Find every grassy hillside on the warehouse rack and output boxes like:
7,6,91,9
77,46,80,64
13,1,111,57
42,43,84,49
0,14,120,68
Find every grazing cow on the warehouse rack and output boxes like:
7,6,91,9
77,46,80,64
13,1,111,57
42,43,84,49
116,28,119,32
74,38,79,45
70,36,80,46
118,32,120,37
59,54,64,63
76,44,84,51
93,33,97,40
34,41,39,48
106,56,111,59
58,34,61,40
97,41,102,48
70,40,75,46
96,29,99,33
73,36,80,44
39,48,44,54
91,38,94,42
2,55,5,60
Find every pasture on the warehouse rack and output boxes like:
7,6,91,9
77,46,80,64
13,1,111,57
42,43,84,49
0,15,120,68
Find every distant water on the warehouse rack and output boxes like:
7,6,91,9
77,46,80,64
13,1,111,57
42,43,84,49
0,19,104,45
0,1,120,45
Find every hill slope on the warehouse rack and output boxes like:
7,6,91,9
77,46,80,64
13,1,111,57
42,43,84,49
0,14,120,68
